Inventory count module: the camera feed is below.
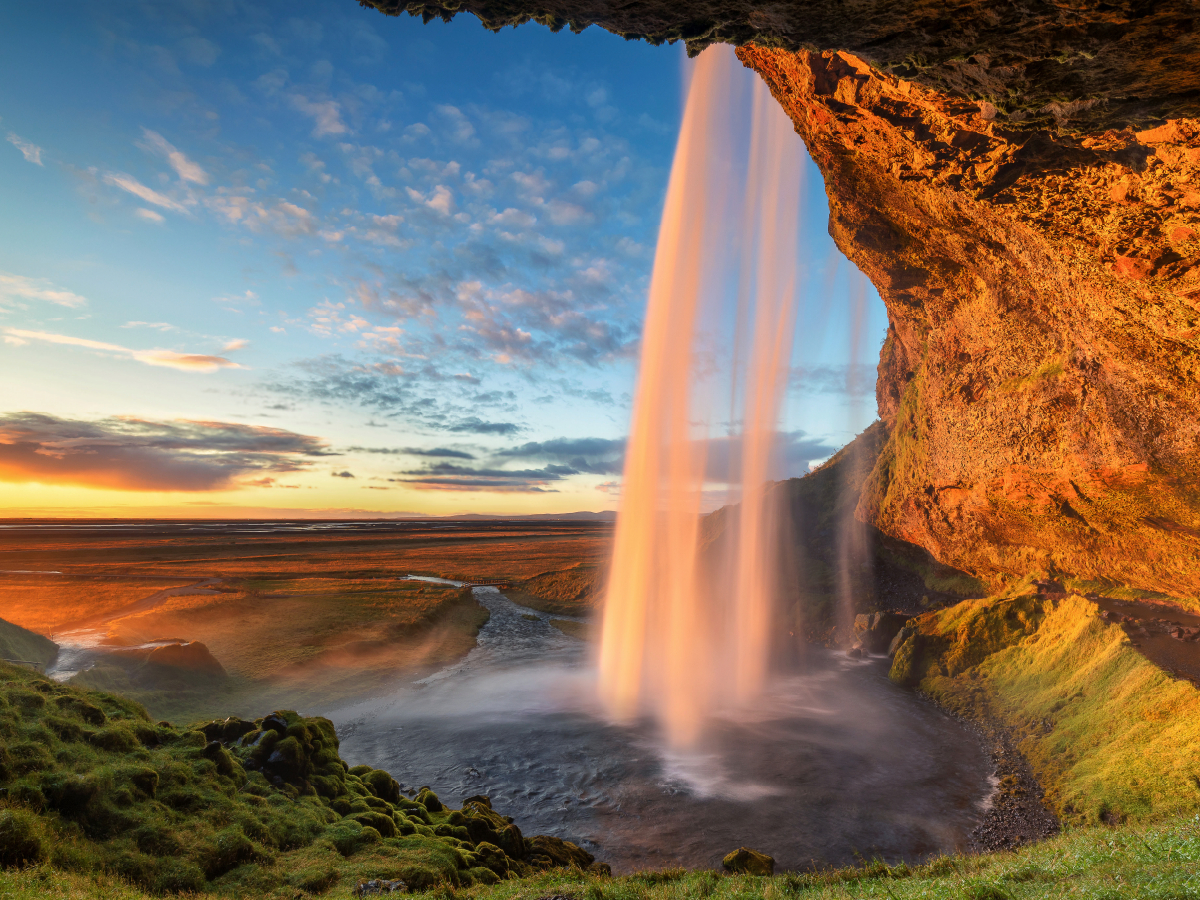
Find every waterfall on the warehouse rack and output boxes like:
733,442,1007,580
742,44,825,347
598,44,805,747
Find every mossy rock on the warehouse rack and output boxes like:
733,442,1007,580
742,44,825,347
0,808,47,867
416,787,443,811
722,846,775,876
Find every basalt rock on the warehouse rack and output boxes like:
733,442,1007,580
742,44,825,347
739,47,1200,598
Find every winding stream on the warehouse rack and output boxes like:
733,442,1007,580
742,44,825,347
331,584,993,873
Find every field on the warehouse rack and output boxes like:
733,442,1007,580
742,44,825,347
0,520,610,721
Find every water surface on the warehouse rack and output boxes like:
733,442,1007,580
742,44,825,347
332,586,992,872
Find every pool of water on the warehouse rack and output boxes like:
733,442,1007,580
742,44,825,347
330,586,993,873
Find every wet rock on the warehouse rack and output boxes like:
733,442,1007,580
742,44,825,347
526,834,599,872
722,846,775,876
354,879,406,896
198,717,256,745
888,624,917,656
847,647,864,659
855,612,913,653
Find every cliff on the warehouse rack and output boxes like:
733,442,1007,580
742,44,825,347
360,0,1200,131
358,1,1200,599
739,47,1200,599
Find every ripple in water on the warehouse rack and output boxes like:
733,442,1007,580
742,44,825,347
331,586,992,873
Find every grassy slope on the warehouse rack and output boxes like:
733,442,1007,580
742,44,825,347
0,619,57,669
891,587,1200,825
5,812,1200,899
0,662,599,898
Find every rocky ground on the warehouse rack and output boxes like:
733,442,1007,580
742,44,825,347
968,723,1060,852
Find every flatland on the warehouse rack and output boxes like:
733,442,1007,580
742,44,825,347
0,519,609,721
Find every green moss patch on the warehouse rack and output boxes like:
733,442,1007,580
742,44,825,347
0,663,606,895
892,591,1200,824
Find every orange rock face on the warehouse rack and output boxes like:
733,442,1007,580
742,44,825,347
739,47,1200,597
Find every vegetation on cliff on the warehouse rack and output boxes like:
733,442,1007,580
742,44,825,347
891,585,1200,826
0,662,604,897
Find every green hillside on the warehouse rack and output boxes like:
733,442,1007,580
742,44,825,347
0,619,56,670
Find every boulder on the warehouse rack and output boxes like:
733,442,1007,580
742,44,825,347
722,846,775,876
855,612,913,654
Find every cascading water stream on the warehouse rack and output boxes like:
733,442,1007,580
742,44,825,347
598,45,806,747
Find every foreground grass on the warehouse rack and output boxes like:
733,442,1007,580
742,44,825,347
4,814,1200,899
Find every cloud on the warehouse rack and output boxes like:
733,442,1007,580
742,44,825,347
122,321,176,331
223,338,249,351
102,171,189,213
332,470,355,478
495,436,624,475
139,128,209,185
391,462,573,492
2,328,242,373
435,105,475,142
0,272,87,309
447,417,521,435
7,133,43,165
347,446,477,460
0,412,332,492
291,95,348,137
135,208,165,224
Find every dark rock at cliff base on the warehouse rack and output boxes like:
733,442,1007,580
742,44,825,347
722,846,775,876
855,612,913,653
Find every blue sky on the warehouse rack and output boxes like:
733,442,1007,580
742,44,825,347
0,1,885,517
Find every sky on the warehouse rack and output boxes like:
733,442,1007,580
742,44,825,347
0,1,887,518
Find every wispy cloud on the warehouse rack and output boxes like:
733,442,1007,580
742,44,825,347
138,128,209,184
102,171,189,213
347,446,477,460
0,272,87,309
6,133,43,166
0,412,332,492
391,461,574,492
3,328,242,372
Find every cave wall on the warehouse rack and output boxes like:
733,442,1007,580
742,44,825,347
359,0,1200,597
739,46,1200,597
362,0,1200,131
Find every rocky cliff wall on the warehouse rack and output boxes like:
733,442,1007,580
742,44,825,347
740,46,1200,598
361,0,1200,131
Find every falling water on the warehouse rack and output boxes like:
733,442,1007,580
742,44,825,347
598,45,805,747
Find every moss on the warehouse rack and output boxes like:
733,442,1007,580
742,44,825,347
894,592,1200,824
0,809,47,868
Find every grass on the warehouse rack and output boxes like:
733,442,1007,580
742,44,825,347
892,589,1200,825
5,813,1200,898
0,619,56,670
0,661,600,897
